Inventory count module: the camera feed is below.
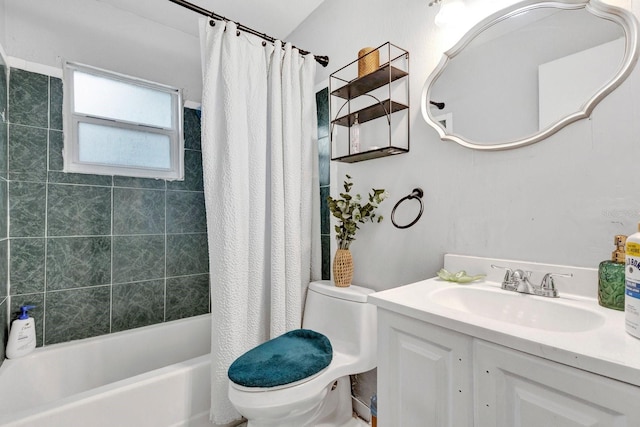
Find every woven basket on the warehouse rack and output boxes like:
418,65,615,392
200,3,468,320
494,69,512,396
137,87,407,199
358,47,380,78
333,248,354,287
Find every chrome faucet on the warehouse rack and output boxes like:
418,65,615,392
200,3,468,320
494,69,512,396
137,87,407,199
491,265,572,298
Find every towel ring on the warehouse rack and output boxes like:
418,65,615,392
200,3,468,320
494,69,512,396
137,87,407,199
391,188,424,229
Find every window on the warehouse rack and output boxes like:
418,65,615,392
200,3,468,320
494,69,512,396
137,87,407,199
63,62,183,180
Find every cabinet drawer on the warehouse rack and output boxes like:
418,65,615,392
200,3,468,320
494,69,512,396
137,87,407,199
474,340,640,427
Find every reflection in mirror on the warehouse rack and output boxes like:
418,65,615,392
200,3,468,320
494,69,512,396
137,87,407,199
422,1,639,150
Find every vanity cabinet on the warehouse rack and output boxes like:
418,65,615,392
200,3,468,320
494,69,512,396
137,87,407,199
377,309,640,426
329,42,409,163
377,310,474,427
475,341,640,426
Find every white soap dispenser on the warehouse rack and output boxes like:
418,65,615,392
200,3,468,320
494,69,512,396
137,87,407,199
6,305,37,359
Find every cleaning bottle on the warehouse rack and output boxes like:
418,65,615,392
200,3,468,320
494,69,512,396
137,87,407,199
598,234,627,310
6,305,37,359
626,225,640,339
370,393,377,427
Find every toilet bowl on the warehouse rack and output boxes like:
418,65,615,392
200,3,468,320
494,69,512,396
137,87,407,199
228,280,377,427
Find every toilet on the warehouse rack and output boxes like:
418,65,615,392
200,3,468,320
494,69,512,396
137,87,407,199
227,280,377,427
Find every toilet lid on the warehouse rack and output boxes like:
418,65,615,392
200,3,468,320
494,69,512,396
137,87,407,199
228,329,333,388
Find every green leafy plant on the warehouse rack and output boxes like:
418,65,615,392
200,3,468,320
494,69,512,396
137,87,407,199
327,174,388,249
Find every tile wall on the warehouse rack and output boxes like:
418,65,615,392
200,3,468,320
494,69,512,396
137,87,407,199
316,88,330,280
0,61,8,366
6,68,209,348
1,73,328,361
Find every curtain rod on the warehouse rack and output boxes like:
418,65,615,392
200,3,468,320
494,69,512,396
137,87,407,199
168,0,329,67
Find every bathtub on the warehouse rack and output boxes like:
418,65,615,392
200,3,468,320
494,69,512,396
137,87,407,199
0,314,212,427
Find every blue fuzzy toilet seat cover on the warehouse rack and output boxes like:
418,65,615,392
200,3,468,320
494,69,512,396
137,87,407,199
228,329,333,388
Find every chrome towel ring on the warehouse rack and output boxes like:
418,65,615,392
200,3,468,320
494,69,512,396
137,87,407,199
391,188,424,229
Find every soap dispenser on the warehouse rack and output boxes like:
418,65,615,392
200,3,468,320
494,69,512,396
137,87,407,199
598,235,627,310
6,305,37,359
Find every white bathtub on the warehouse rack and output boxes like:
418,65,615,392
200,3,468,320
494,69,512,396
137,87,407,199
0,314,212,427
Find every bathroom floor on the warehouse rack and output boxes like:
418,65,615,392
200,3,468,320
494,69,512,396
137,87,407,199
344,417,370,426
236,416,369,426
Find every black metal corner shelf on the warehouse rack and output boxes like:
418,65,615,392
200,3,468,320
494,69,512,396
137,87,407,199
329,42,410,163
331,146,409,163
332,100,408,127
331,64,408,100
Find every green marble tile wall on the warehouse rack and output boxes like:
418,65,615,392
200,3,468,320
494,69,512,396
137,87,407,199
0,60,8,366
6,68,209,348
316,88,330,280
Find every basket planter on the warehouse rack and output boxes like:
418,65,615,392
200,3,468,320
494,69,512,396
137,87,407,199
333,248,353,287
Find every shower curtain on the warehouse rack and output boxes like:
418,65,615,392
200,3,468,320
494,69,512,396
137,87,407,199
199,20,321,426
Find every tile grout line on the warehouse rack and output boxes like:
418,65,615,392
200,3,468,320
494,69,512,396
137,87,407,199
109,178,114,334
12,272,209,296
163,180,168,322
4,178,205,193
5,122,50,132
5,189,9,336
41,76,52,346
9,231,208,239
4,81,10,339
6,100,10,330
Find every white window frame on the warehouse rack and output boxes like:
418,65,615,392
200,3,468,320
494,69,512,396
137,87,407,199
63,62,184,180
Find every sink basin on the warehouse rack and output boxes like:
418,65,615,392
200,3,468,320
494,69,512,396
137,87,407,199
429,286,605,333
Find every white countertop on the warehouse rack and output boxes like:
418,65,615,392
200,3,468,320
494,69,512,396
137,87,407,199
368,254,640,387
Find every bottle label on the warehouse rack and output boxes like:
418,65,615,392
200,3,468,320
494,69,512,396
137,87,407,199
625,252,640,338
628,242,640,257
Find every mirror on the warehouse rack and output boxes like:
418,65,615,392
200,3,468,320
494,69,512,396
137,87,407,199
422,1,639,150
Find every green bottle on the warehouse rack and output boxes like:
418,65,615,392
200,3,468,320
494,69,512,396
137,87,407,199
598,234,627,310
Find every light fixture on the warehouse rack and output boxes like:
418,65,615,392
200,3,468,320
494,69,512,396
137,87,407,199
430,0,468,27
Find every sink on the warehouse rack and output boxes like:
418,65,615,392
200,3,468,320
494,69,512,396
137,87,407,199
429,286,606,333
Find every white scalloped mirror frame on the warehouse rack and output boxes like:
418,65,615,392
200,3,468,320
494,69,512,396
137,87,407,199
421,0,639,151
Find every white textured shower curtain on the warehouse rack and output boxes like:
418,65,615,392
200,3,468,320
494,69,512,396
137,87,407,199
199,20,321,426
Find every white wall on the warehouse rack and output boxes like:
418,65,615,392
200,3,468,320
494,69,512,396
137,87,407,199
289,0,640,291
0,0,6,47
4,0,202,102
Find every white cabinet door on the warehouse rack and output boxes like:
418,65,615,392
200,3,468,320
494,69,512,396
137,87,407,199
377,310,474,427
474,340,640,427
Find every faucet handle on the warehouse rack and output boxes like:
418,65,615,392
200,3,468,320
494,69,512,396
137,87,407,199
539,272,572,297
512,269,532,280
491,264,513,283
540,272,573,288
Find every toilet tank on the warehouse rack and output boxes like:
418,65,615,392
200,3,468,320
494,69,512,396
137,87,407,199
302,280,377,371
